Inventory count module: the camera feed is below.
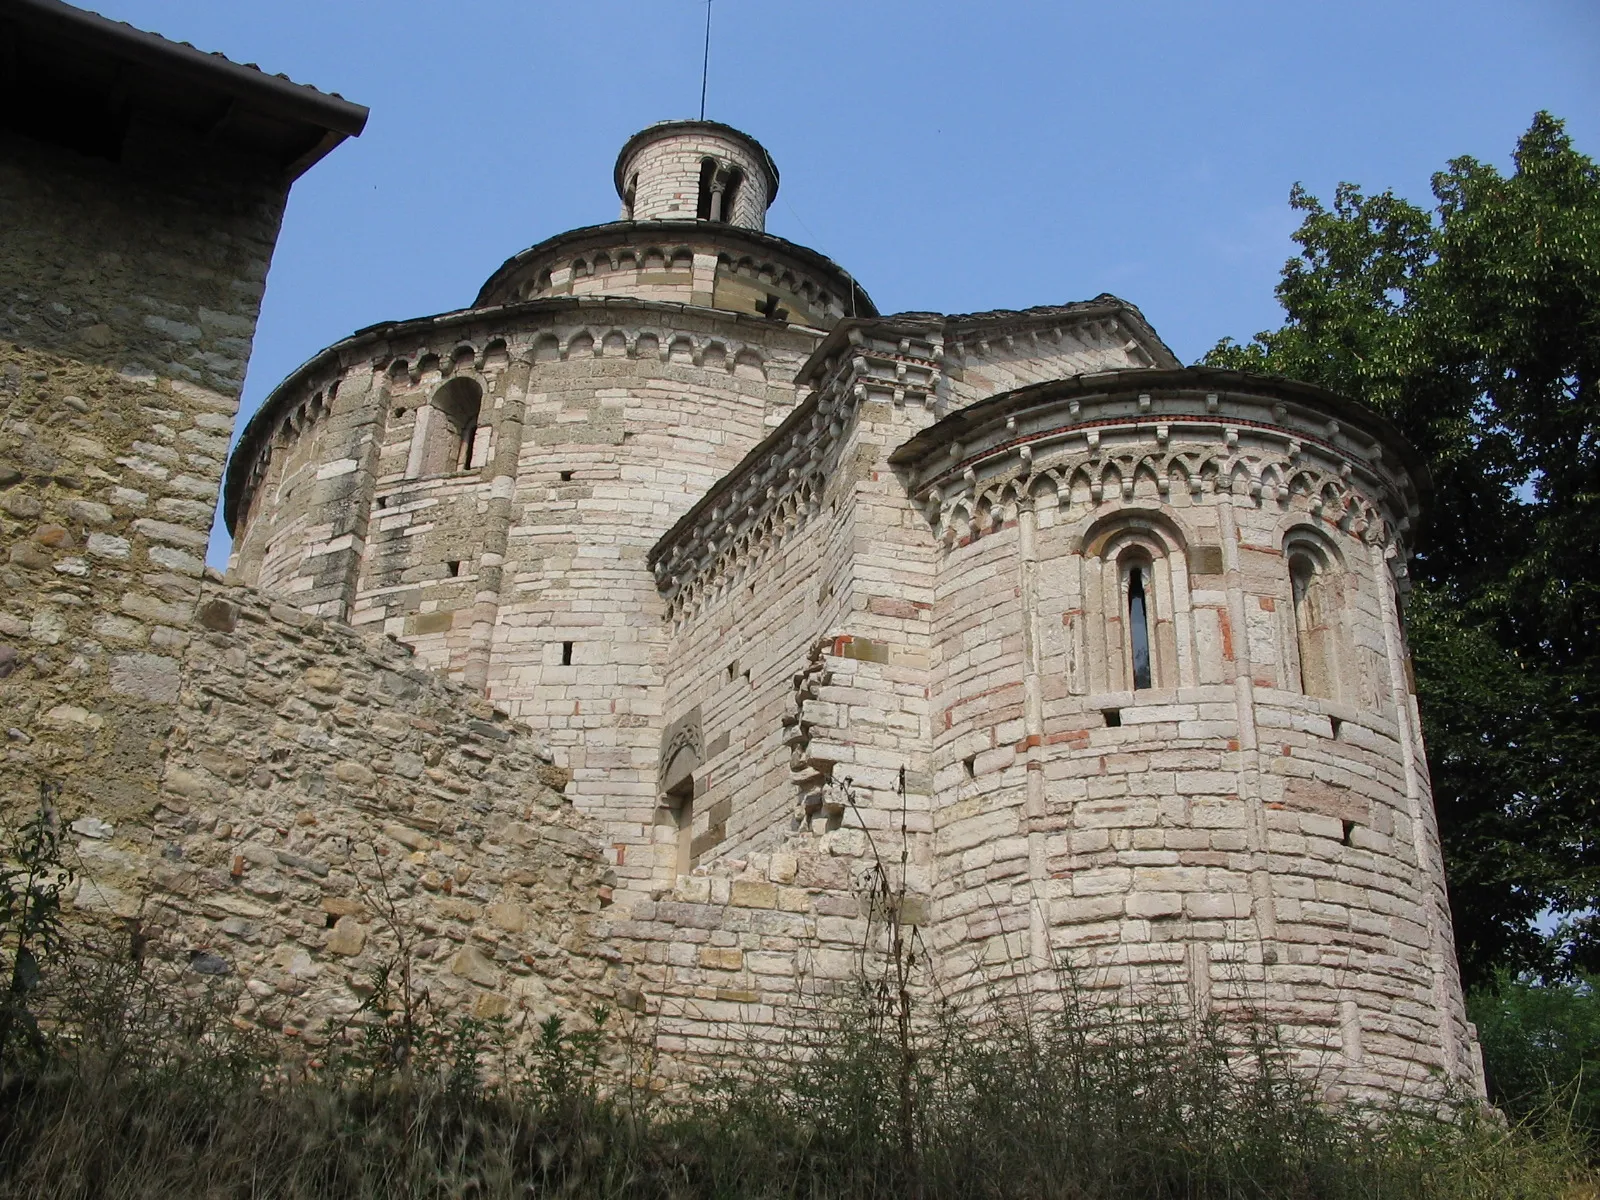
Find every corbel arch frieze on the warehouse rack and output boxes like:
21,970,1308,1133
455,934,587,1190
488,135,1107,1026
928,441,1396,551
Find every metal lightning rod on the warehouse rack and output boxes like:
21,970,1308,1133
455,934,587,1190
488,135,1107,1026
699,0,712,120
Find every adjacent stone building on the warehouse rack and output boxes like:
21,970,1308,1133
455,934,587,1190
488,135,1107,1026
0,4,622,1038
221,119,1484,1098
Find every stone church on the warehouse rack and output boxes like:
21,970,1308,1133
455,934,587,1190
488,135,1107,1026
223,120,1480,1096
0,0,1480,1103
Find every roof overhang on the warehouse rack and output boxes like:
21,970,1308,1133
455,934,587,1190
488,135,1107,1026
0,0,368,179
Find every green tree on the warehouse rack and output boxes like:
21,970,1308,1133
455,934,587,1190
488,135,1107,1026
1469,973,1600,1146
1206,113,1600,986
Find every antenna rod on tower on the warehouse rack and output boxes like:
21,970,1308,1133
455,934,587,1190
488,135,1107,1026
699,0,711,120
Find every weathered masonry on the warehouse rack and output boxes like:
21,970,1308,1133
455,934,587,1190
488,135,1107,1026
223,112,1485,1099
2,5,621,1039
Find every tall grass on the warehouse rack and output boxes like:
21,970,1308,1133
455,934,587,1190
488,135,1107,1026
0,790,1594,1197
0,952,1594,1199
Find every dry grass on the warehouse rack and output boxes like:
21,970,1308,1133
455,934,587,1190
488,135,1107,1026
0,957,1594,1199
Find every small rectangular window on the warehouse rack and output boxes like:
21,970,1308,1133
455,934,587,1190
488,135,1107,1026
1103,708,1122,728
560,470,573,482
561,641,573,666
446,560,461,577
962,754,977,778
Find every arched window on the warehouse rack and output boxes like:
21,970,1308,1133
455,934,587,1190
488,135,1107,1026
1289,549,1337,699
1071,511,1197,697
696,159,741,223
418,377,483,476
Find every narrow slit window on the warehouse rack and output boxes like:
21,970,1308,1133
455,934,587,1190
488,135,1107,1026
1291,553,1335,699
1128,565,1152,690
561,641,573,666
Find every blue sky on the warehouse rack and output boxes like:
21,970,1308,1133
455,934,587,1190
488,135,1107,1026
77,1,1600,567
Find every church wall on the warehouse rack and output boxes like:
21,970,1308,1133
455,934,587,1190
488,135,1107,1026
941,316,1165,408
489,237,853,331
231,305,825,909
907,384,1480,1100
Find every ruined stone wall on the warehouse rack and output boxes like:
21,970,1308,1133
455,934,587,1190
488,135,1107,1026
108,581,619,1040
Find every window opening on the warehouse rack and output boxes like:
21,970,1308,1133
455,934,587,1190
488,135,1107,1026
696,158,717,220
666,776,695,876
446,560,461,577
1290,553,1334,699
1128,565,1152,690
375,495,388,510
559,470,573,482
561,641,573,666
421,377,483,476
962,754,977,778
1340,819,1356,847
1102,708,1122,728
1329,716,1343,739
727,661,738,683
458,424,480,470
623,173,637,221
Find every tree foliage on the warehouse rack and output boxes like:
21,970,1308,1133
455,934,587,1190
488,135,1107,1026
1469,972,1600,1146
1206,113,1600,986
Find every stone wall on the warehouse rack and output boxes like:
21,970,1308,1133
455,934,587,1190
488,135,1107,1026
475,229,864,328
0,127,285,398
103,581,619,1040
0,333,624,1046
895,373,1477,1101
227,302,825,902
2,343,244,837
